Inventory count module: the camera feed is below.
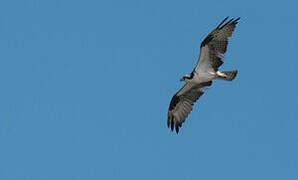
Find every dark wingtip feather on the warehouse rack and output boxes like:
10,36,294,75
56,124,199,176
167,112,170,127
232,17,240,24
216,16,229,29
175,124,179,134
218,17,241,29
220,18,234,29
170,118,174,131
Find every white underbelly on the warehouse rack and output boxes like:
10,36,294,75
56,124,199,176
192,71,216,83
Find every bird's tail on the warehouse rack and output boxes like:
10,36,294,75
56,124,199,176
216,70,238,81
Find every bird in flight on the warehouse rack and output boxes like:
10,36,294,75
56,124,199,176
167,17,240,134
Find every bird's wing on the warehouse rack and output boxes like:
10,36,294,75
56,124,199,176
167,81,212,133
195,17,240,72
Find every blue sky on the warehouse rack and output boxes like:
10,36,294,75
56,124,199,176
0,0,298,179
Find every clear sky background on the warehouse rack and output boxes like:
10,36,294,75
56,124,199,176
0,0,297,179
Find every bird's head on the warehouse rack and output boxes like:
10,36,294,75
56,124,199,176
180,74,192,82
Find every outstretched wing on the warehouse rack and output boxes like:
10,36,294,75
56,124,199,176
167,81,212,134
195,17,240,72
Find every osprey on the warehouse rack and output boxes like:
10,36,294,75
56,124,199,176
168,17,240,134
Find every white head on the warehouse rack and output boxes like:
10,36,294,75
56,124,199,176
180,74,192,82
